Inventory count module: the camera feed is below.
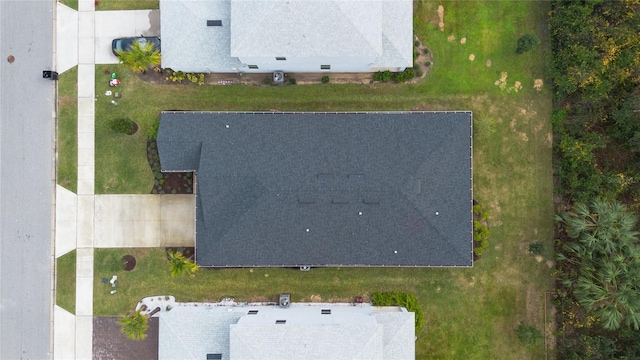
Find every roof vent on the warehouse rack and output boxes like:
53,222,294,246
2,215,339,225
279,293,291,307
207,20,222,26
206,354,222,360
275,319,287,324
321,309,331,315
248,310,258,315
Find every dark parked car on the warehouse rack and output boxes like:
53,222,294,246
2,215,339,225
111,36,160,56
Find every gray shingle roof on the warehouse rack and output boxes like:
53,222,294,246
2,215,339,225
157,112,473,267
157,303,415,360
160,0,412,72
160,0,243,72
230,0,382,57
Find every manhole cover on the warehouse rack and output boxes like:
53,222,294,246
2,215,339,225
7,55,15,63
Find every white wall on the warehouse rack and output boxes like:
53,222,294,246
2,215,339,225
237,56,376,73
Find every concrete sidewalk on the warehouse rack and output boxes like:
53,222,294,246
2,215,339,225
53,2,171,359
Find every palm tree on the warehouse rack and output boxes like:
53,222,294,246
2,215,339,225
557,199,640,330
116,40,161,73
168,250,198,277
118,310,149,340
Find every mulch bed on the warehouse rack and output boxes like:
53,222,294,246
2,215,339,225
127,122,139,136
122,255,136,271
147,139,194,195
93,317,158,360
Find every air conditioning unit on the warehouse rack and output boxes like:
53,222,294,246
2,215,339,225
273,71,284,84
279,293,291,307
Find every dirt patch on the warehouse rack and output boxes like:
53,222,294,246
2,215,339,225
437,5,445,31
460,37,467,44
486,59,492,67
545,133,553,148
447,35,456,42
93,316,159,360
468,54,475,61
412,36,434,82
534,78,544,91
494,72,508,90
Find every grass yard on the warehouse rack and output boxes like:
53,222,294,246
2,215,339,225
58,0,157,11
53,0,555,358
56,250,76,314
94,0,158,10
57,66,78,193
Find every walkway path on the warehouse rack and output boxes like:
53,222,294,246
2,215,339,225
53,3,190,359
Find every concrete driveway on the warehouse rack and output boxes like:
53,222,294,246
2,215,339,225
94,194,195,248
95,10,160,64
56,5,160,72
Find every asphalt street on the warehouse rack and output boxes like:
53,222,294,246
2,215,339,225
0,0,54,358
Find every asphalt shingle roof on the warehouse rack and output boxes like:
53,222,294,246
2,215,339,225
157,112,473,267
158,303,415,360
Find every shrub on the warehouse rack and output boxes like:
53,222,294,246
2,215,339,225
321,75,330,84
148,117,160,140
110,117,134,134
473,204,488,220
425,61,431,67
289,78,297,85
263,77,272,85
394,72,407,83
528,241,545,255
373,70,393,82
414,40,420,47
516,33,540,54
167,70,185,83
372,291,424,334
515,321,543,344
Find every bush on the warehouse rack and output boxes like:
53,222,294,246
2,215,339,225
321,75,330,84
372,291,424,334
263,77,272,85
515,321,543,344
148,117,160,140
516,33,540,54
373,70,393,82
528,241,545,255
110,117,134,134
289,78,296,85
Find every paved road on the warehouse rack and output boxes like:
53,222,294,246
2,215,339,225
0,1,54,359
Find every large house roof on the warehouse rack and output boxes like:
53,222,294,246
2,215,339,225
158,303,415,360
160,0,412,72
157,112,473,267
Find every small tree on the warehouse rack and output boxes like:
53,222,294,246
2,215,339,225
116,40,161,73
168,250,198,277
515,321,543,344
118,310,149,340
516,34,540,54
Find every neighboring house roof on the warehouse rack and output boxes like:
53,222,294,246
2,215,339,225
160,0,412,72
158,303,415,360
160,0,243,72
157,112,473,267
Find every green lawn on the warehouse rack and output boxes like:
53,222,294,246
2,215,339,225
59,0,78,10
57,66,78,193
56,250,76,314
95,0,158,10
55,0,556,358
